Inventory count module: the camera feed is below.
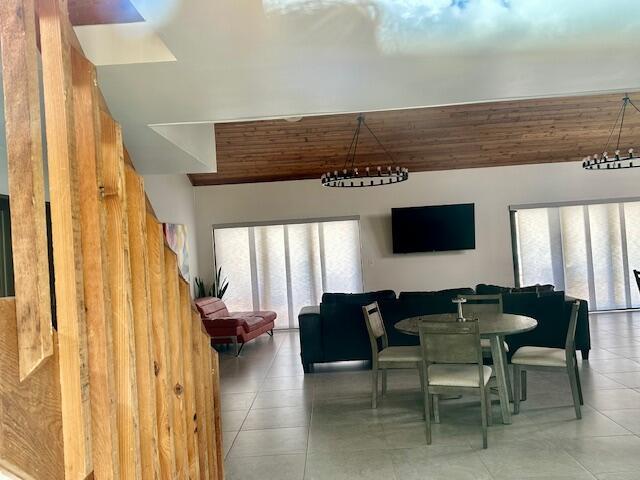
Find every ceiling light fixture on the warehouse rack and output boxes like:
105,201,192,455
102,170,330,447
321,114,409,187
583,94,640,170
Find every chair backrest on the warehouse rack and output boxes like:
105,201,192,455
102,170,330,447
634,270,640,295
565,300,581,351
194,296,229,319
418,319,482,365
459,294,503,317
362,302,388,354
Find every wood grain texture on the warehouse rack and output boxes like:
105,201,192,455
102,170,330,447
125,166,161,480
190,91,640,186
0,0,53,381
179,281,201,480
38,0,93,477
210,349,224,480
201,334,219,480
164,249,189,479
146,215,177,480
0,298,64,480
67,0,143,26
71,47,121,480
191,316,210,480
101,110,142,480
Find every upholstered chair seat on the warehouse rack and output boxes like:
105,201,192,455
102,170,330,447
428,364,493,388
378,346,423,362
511,346,567,367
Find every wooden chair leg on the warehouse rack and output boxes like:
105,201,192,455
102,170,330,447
418,363,425,394
567,364,582,420
381,370,388,396
485,386,493,426
513,365,521,414
432,394,440,424
521,370,527,401
371,368,379,409
423,385,432,445
480,386,489,449
574,362,584,405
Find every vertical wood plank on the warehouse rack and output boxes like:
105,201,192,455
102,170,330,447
0,0,53,381
211,349,225,480
179,281,201,480
38,0,93,476
146,216,177,480
71,47,120,480
125,166,161,480
0,298,64,480
101,111,142,480
191,314,210,480
164,249,189,478
201,334,219,479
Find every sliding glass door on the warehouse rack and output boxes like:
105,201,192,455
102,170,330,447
512,199,640,311
213,218,363,328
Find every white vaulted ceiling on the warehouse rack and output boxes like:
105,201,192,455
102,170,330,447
15,0,640,174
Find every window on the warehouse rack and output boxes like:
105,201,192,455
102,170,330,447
511,198,640,311
213,217,363,328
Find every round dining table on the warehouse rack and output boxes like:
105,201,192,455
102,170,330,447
395,312,538,425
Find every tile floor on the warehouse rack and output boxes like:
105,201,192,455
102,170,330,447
219,311,640,479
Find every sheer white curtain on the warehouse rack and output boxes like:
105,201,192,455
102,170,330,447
513,200,640,311
213,218,363,328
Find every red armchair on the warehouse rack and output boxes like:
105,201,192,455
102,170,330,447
195,297,276,355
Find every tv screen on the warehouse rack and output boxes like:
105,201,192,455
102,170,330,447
392,203,475,253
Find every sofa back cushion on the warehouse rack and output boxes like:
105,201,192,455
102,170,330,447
398,288,475,316
195,297,229,319
476,283,555,295
321,290,396,305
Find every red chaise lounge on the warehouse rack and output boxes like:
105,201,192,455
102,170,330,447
195,297,276,355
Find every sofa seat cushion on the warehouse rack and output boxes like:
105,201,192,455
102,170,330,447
511,346,567,367
239,315,270,333
378,346,422,362
428,364,492,387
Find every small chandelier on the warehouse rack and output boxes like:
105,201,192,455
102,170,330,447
583,94,640,170
321,114,409,187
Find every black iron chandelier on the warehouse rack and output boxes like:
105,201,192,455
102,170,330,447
321,114,409,187
583,95,640,170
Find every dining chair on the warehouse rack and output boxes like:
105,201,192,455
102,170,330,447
419,319,493,449
459,294,504,352
512,300,583,419
362,302,425,409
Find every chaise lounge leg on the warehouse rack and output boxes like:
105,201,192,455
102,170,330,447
236,342,245,357
267,329,274,337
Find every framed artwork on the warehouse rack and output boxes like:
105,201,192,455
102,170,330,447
163,223,190,282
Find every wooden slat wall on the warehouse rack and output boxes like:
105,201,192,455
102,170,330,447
0,1,226,479
71,47,121,479
0,0,53,381
38,0,94,477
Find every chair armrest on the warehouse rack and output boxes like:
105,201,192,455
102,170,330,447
298,306,322,366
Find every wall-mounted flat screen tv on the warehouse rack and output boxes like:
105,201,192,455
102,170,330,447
392,203,475,253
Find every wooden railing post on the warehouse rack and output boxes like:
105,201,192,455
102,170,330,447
0,0,53,381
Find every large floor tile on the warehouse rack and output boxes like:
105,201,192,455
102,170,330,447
223,431,237,458
229,426,309,457
558,436,640,475
477,438,589,479
221,392,256,413
241,405,310,430
309,422,388,453
251,388,313,409
585,358,640,374
603,371,640,388
305,449,398,480
260,374,315,391
521,405,631,439
222,410,247,432
584,388,640,410
390,445,492,480
600,408,640,434
225,454,305,480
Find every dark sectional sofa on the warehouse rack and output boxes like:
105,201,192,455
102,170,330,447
298,286,590,373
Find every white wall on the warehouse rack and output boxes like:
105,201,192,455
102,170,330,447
194,161,640,295
143,174,199,283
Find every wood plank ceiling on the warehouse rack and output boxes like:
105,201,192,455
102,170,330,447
67,0,143,26
189,91,640,186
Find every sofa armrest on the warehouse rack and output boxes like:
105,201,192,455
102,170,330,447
298,306,322,371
